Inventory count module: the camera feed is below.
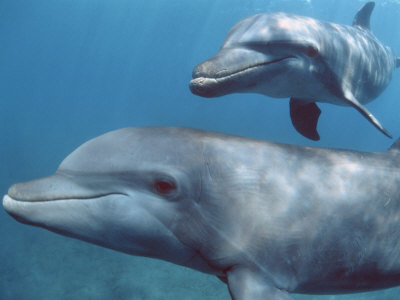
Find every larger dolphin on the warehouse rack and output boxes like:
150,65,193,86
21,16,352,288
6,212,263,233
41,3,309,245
4,127,400,300
190,2,400,140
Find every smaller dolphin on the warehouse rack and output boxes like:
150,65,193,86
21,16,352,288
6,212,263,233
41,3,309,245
190,2,400,140
4,127,400,299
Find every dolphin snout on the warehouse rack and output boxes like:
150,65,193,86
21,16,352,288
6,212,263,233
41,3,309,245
5,173,102,202
191,63,206,80
7,178,56,202
7,175,73,202
191,59,222,79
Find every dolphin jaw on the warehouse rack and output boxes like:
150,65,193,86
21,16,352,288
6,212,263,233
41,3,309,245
3,193,153,255
3,194,67,229
189,77,223,97
2,195,33,225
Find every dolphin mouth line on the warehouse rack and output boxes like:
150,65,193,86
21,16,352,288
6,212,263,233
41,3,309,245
5,193,128,203
192,55,296,81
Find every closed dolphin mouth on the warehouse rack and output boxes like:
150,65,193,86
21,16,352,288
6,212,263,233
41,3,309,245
4,192,126,203
189,55,295,97
2,192,126,228
2,177,128,225
4,173,127,204
192,55,295,80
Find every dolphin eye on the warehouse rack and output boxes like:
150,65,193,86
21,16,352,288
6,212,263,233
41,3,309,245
306,46,318,57
154,180,176,195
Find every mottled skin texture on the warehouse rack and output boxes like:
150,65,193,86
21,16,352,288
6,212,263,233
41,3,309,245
3,127,400,300
190,2,399,140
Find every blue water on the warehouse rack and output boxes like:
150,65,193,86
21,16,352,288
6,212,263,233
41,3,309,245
1,0,400,299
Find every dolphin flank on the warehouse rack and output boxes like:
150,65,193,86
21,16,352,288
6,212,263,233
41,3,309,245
190,2,399,140
4,126,400,300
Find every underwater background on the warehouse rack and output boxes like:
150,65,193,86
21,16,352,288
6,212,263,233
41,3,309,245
1,0,400,299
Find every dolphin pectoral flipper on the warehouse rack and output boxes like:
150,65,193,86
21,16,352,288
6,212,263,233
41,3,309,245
227,267,293,300
289,98,321,141
396,57,400,68
342,92,392,138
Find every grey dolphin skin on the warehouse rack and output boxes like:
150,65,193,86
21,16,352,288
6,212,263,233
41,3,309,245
4,126,400,300
190,2,400,141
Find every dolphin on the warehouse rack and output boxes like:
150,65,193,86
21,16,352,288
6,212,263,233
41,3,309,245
4,126,400,300
190,2,400,141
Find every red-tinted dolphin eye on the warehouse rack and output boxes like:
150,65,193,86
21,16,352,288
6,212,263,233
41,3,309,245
154,180,176,194
307,46,318,57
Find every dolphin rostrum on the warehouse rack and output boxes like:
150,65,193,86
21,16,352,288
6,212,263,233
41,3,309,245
190,2,400,141
4,126,400,299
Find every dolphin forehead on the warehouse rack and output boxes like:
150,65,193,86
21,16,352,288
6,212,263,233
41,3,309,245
59,127,204,175
223,13,321,48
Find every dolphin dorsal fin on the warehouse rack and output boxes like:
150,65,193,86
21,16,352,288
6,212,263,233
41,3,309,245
397,57,400,68
352,1,375,30
389,138,400,152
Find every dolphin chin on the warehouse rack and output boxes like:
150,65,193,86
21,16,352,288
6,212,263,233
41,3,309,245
189,77,222,97
2,195,35,225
